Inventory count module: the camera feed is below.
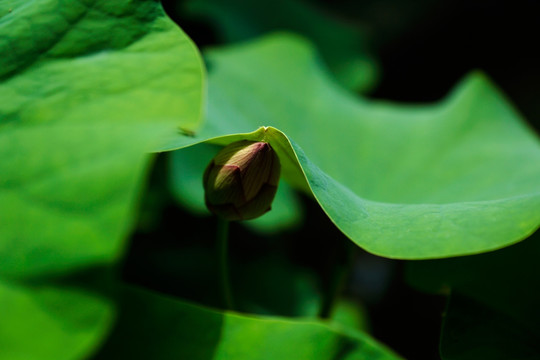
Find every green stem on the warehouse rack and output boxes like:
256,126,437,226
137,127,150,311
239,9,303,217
318,238,355,319
217,217,233,310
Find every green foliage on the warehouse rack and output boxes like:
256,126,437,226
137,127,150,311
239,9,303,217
182,0,379,92
95,286,399,360
440,293,540,360
166,34,540,259
0,0,204,278
0,0,203,358
407,233,540,359
2,0,540,359
0,273,114,360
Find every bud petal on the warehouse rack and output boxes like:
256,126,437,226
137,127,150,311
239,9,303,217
203,140,281,221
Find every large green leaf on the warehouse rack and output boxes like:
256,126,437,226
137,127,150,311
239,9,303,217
163,33,540,259
182,0,378,92
0,0,204,359
95,285,400,359
0,0,204,278
407,232,540,359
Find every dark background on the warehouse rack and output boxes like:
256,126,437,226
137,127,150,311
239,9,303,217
125,1,540,358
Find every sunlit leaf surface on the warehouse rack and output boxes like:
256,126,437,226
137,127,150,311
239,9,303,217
164,33,540,259
0,1,204,358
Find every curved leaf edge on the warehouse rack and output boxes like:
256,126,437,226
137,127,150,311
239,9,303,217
158,70,540,259
160,123,540,259
124,285,403,359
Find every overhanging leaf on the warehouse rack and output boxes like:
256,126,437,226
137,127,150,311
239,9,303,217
163,33,540,259
95,285,400,359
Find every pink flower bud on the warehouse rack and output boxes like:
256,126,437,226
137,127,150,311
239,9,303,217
203,141,281,221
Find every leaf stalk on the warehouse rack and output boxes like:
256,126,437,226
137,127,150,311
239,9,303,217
217,217,234,310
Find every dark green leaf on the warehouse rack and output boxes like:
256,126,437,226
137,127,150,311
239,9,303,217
407,233,540,359
441,292,540,360
95,286,400,359
0,269,114,360
183,0,379,91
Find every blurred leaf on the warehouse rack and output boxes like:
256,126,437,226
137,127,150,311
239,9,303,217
234,256,321,317
168,143,303,233
407,233,540,359
162,34,540,259
331,299,370,333
0,273,114,360
182,0,378,92
0,0,203,359
440,293,540,360
406,234,540,318
124,244,321,317
0,0,204,277
95,285,401,359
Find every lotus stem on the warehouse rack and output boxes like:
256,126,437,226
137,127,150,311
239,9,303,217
217,217,234,310
319,237,355,319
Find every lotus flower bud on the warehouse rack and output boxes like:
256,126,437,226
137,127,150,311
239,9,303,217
203,140,281,221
